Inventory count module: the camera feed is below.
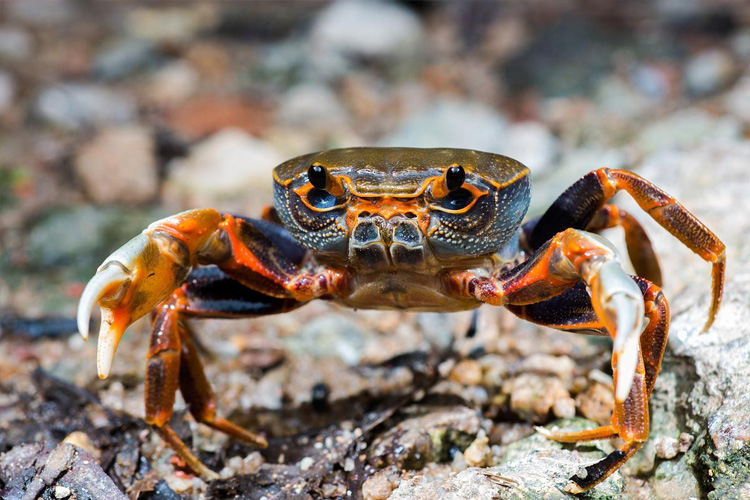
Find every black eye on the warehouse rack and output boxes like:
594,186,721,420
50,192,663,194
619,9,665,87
442,188,473,210
445,165,465,191
308,164,328,189
307,188,337,209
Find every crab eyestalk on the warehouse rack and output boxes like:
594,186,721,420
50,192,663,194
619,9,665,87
432,164,465,198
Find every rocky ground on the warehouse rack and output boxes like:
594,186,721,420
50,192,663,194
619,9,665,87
1,2,749,499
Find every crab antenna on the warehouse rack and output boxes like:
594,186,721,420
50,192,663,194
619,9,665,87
308,164,345,196
433,164,465,198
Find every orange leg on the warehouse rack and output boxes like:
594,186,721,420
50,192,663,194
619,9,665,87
509,276,669,492
142,269,299,480
587,204,662,287
453,229,671,492
525,168,723,332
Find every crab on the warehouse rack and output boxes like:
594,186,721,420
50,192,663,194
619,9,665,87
77,147,724,493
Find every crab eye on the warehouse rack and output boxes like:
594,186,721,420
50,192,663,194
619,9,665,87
307,188,337,209
445,165,465,191
441,188,473,210
308,164,328,189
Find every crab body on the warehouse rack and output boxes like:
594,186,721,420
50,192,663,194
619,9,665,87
77,147,725,493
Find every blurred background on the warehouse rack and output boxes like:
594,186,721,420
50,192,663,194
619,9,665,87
1,1,749,498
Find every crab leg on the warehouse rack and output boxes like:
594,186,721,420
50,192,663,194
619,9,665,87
509,278,669,492
451,230,669,492
523,168,724,332
143,266,300,478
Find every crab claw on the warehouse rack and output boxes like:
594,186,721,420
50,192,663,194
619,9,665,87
77,231,192,379
585,259,645,403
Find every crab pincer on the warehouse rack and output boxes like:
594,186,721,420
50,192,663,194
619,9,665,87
77,209,224,378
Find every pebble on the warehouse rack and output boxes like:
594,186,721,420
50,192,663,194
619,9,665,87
362,469,397,500
276,83,349,128
94,38,159,80
147,60,200,106
449,359,483,386
514,353,575,385
575,382,614,426
378,99,508,152
654,436,680,459
35,83,136,129
54,486,72,499
552,396,577,419
283,315,374,366
75,126,159,204
124,5,220,43
463,435,492,467
0,25,33,60
504,374,569,423
684,48,737,96
309,0,423,79
163,128,284,210
298,456,315,471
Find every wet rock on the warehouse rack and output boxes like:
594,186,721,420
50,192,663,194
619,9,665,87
0,442,127,500
651,453,701,500
684,48,737,96
369,406,485,469
163,128,284,210
75,126,159,204
390,447,623,500
503,374,569,424
0,25,33,60
35,84,136,130
362,467,399,500
309,0,423,80
378,99,508,152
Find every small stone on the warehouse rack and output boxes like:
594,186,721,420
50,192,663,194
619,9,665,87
654,436,680,459
54,485,71,499
0,25,33,60
678,432,694,453
298,456,314,471
463,435,492,467
276,83,349,128
504,374,569,423
378,99,508,152
164,128,284,211
309,0,423,79
553,396,577,419
147,61,199,106
62,431,100,460
515,354,576,385
575,382,614,426
94,38,158,80
449,359,483,386
684,48,737,96
362,469,397,500
75,126,158,204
